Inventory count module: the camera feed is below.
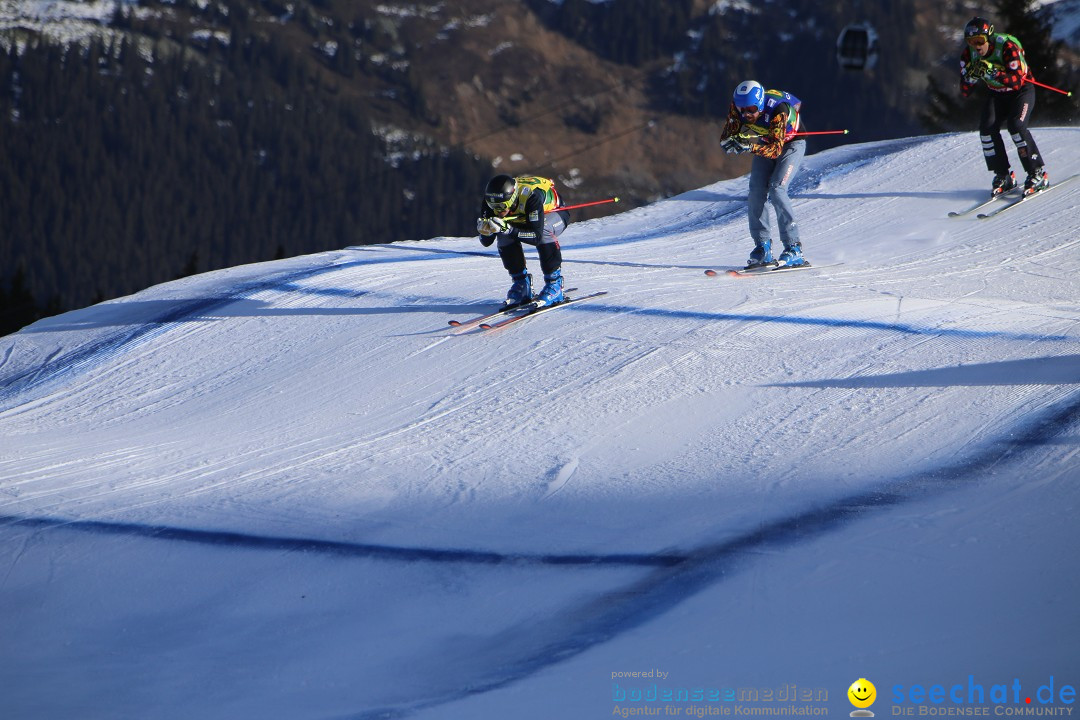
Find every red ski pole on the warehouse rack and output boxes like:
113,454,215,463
501,196,620,223
555,197,620,212
792,129,850,137
1028,78,1073,96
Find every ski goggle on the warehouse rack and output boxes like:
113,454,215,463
484,196,515,213
738,105,762,117
966,34,989,47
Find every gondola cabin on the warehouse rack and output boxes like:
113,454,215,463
836,23,880,71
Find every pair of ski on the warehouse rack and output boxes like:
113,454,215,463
948,173,1078,220
447,289,608,332
705,261,834,278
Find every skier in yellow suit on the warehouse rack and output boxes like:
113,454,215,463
476,174,570,307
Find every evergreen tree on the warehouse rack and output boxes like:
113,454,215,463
920,72,980,133
0,266,42,336
0,30,489,331
177,251,200,279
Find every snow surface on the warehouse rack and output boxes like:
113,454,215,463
2,130,1080,720
0,0,129,45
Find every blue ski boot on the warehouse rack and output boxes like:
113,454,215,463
778,243,807,268
534,269,564,307
746,241,774,269
505,271,532,307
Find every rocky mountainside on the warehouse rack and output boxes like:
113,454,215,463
1,0,993,207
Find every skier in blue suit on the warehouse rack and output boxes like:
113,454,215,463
720,80,808,269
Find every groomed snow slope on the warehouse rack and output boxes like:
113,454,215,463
1,130,1079,720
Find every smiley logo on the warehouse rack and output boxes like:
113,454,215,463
848,678,877,716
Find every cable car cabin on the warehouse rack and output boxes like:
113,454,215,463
836,23,879,71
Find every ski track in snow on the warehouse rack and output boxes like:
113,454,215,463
7,382,1076,720
351,395,1080,719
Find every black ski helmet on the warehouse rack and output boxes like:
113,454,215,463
964,17,994,39
484,175,518,212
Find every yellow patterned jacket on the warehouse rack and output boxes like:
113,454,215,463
719,89,802,160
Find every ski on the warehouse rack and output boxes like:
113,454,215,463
448,301,532,330
705,262,839,278
948,189,1019,218
448,289,578,330
977,173,1078,220
478,291,608,331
